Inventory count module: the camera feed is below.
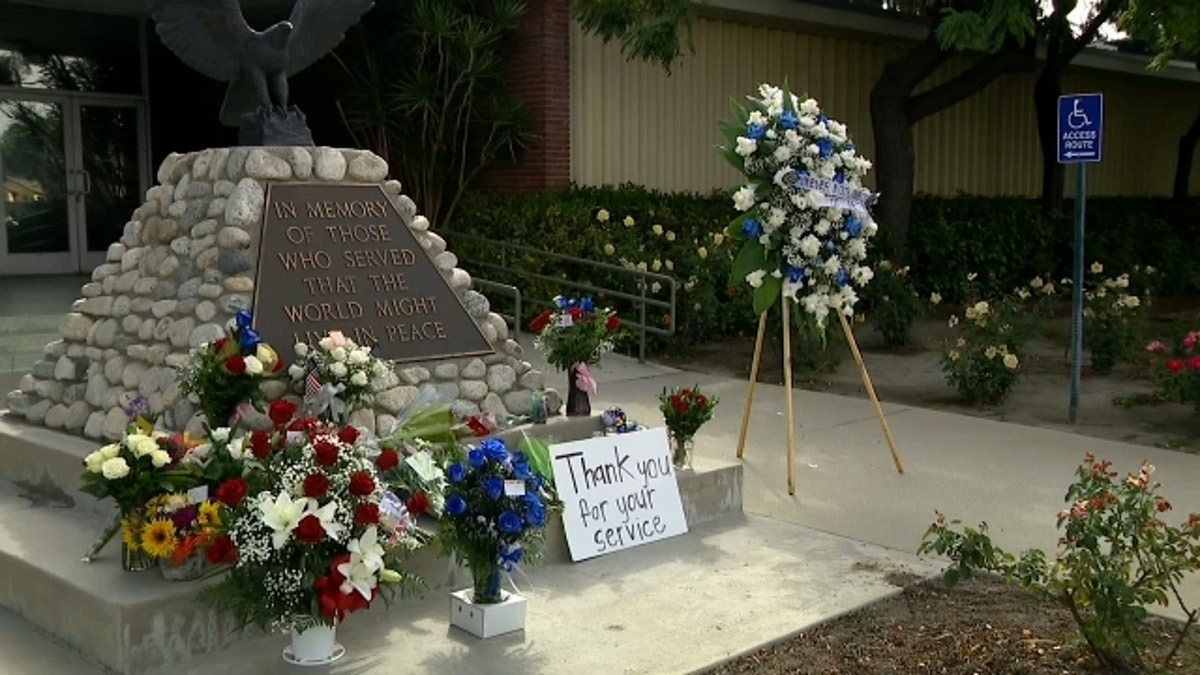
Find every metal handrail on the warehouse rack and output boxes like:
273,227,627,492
443,231,677,362
470,278,522,342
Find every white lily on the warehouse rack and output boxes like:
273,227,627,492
336,554,379,601
405,451,443,484
260,492,307,549
305,499,345,542
346,525,385,571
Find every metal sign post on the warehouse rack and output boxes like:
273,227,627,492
1057,93,1103,425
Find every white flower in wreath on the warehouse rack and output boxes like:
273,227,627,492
736,137,758,157
733,186,757,211
773,145,794,163
746,270,767,288
748,110,768,127
767,207,786,229
800,98,820,116
799,235,821,258
852,266,875,285
816,163,836,180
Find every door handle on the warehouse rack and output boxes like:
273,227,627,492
80,169,91,195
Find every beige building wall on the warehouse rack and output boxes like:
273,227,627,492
569,14,1200,198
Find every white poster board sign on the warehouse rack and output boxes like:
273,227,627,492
551,427,689,561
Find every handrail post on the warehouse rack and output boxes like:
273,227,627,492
639,280,647,363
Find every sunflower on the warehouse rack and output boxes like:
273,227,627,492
141,518,178,558
198,501,221,528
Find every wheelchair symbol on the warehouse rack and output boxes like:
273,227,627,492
1067,100,1091,130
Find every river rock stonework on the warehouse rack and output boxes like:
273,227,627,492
4,147,556,441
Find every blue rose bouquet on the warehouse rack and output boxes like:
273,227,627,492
438,438,558,604
718,82,880,324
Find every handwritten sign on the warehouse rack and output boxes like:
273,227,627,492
253,183,493,362
551,428,688,561
780,169,878,213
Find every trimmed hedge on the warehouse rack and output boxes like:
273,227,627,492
448,186,1200,349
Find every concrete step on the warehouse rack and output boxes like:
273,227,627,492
0,415,743,674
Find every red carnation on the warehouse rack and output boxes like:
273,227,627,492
268,400,298,427
569,307,582,321
696,395,708,408
1188,356,1200,372
338,426,360,445
354,502,380,525
375,448,399,472
406,491,431,517
205,535,237,565
224,355,246,375
606,315,621,331
314,439,339,466
214,337,229,354
249,430,272,460
1168,359,1186,374
303,473,330,498
293,515,326,544
348,471,375,497
215,478,248,507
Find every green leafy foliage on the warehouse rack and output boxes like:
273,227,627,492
919,455,1200,672
935,0,1039,53
451,188,1200,354
1119,0,1200,68
860,261,925,347
1082,263,1153,374
335,0,533,225
569,0,694,72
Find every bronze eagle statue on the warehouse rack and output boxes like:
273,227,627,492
149,0,374,128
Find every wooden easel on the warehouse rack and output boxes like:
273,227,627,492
734,290,905,495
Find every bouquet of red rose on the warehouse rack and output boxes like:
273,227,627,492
197,412,427,632
658,385,718,468
178,310,285,428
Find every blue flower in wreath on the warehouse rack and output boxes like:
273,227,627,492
741,219,762,239
825,240,836,252
483,477,504,500
835,268,850,287
566,297,580,308
746,123,766,141
817,138,834,158
553,295,568,310
580,297,595,312
447,463,467,484
779,110,798,130
786,265,806,283
480,438,509,463
468,449,486,469
846,142,856,153
498,511,524,535
845,215,863,238
818,114,829,127
446,495,467,517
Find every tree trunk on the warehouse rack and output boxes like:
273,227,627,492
869,38,947,263
1173,110,1200,200
1034,68,1066,213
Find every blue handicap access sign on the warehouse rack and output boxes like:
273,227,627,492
1058,93,1103,163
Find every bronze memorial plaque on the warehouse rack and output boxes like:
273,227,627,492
253,183,494,362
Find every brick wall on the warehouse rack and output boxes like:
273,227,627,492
477,0,571,191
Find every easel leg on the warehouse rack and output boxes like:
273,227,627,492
837,311,905,475
736,312,768,459
782,297,796,496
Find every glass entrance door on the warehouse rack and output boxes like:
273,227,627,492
72,99,147,271
0,94,74,274
0,93,147,274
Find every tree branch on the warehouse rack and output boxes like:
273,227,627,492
907,41,1036,123
1062,0,1126,64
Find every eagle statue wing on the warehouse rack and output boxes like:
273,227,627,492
286,0,376,77
148,0,254,82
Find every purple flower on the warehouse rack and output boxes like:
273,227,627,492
171,506,198,531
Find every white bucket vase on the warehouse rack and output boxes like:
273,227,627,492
283,623,345,666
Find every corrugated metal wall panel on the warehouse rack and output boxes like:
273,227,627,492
570,17,1200,197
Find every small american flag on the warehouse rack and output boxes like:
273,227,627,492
304,358,322,402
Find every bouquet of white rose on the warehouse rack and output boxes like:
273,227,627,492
289,331,392,422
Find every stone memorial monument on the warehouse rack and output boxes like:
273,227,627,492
4,147,555,440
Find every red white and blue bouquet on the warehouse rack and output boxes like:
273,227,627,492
178,310,286,428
